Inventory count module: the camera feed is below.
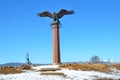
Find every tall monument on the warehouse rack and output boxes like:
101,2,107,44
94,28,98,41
38,9,74,64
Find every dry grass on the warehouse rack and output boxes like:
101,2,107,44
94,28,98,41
111,64,120,70
40,68,61,72
0,66,22,74
0,64,32,74
20,64,32,70
60,63,111,73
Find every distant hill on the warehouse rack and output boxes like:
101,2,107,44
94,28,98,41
0,62,23,66
0,62,43,67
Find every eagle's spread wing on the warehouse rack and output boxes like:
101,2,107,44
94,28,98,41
38,11,53,18
57,9,74,19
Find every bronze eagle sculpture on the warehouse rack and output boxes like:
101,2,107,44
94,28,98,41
38,9,74,24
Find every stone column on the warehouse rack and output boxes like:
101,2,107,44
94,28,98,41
52,21,61,64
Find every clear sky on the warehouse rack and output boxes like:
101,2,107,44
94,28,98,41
0,0,120,64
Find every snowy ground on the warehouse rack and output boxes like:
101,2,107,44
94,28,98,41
0,65,120,80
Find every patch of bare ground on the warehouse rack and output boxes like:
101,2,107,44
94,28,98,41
40,72,65,76
0,64,32,74
39,67,65,76
40,68,61,72
60,63,111,73
92,75,116,80
96,78,114,80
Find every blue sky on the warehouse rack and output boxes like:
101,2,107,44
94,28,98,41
0,0,120,64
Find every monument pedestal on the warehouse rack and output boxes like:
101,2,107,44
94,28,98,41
52,22,61,64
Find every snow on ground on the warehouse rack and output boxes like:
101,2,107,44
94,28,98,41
32,65,59,71
110,68,120,76
59,69,120,80
0,71,67,80
0,65,120,80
